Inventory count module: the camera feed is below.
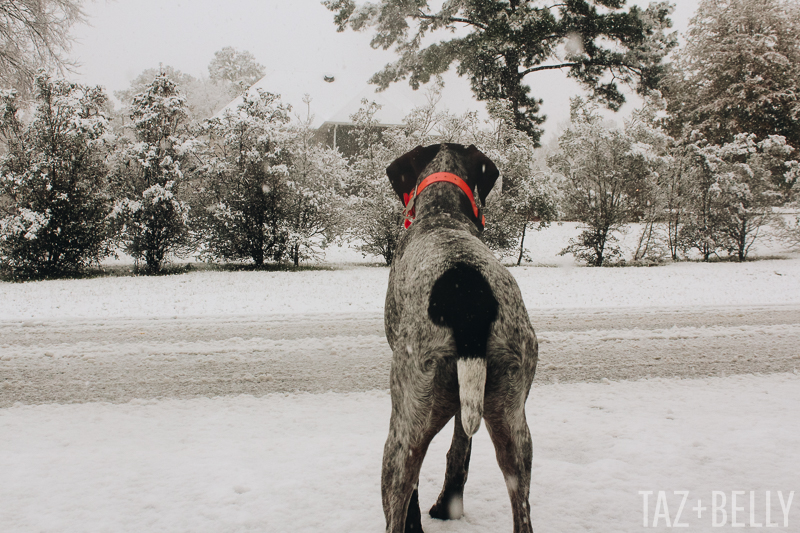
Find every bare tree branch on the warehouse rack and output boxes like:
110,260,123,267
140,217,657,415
0,0,86,96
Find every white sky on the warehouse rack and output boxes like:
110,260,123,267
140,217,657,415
68,0,697,139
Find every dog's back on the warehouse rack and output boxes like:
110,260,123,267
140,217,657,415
386,219,538,428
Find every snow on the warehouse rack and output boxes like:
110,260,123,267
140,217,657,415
2,253,800,321
1,374,798,532
2,224,799,531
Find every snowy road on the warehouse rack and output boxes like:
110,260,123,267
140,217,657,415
3,304,800,407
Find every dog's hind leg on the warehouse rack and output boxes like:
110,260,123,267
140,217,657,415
484,403,534,533
429,410,472,520
382,393,453,533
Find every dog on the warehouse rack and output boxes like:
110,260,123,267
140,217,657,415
382,143,539,533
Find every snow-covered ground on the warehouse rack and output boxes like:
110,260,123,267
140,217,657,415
2,224,799,532
3,250,800,322
2,374,798,532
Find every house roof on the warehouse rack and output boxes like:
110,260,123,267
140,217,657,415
218,69,483,128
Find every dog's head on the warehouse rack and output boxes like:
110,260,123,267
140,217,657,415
386,144,499,207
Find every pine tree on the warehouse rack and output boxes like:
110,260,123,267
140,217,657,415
666,0,800,171
325,0,675,145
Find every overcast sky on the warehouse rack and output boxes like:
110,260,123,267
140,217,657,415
68,0,698,139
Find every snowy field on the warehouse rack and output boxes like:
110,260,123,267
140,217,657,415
2,222,800,321
2,375,798,532
2,223,799,532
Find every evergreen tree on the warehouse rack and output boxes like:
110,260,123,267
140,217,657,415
0,73,112,279
680,134,798,261
666,0,800,176
110,74,196,273
195,88,291,266
325,0,675,145
282,107,349,266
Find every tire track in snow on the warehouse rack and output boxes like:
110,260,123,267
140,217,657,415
1,306,799,406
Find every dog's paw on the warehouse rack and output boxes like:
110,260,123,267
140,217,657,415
429,493,463,520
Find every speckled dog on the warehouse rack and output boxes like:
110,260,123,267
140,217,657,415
382,143,538,533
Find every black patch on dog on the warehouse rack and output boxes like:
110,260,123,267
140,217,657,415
428,262,499,359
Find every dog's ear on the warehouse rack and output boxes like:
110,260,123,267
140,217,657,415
466,145,499,205
386,144,442,203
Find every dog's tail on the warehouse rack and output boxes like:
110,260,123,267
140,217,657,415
428,262,499,437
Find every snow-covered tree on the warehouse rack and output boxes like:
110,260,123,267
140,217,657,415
282,107,349,266
621,95,675,263
666,0,800,174
110,74,197,274
0,73,112,279
680,134,798,261
469,100,558,263
345,100,405,265
115,65,233,122
208,47,265,88
549,98,662,266
195,88,291,266
197,91,349,267
325,0,676,144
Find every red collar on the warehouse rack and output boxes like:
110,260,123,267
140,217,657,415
402,172,485,229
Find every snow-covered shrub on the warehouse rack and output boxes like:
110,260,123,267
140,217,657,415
110,74,196,273
282,113,349,266
549,98,661,266
194,89,292,266
0,74,113,279
196,91,349,267
679,134,797,261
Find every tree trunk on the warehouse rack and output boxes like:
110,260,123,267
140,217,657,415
516,222,527,266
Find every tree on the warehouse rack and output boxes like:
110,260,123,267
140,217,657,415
666,0,800,180
622,94,675,263
0,0,84,97
681,134,797,261
325,0,676,145
110,74,197,273
675,138,726,262
282,107,350,266
346,100,405,265
549,98,657,266
208,46,265,88
0,73,112,279
115,65,233,122
468,100,558,264
195,88,292,266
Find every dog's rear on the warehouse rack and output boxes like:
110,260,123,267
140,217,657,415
428,262,497,436
382,144,538,533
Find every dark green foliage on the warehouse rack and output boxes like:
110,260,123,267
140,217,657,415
0,74,112,279
325,0,675,145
